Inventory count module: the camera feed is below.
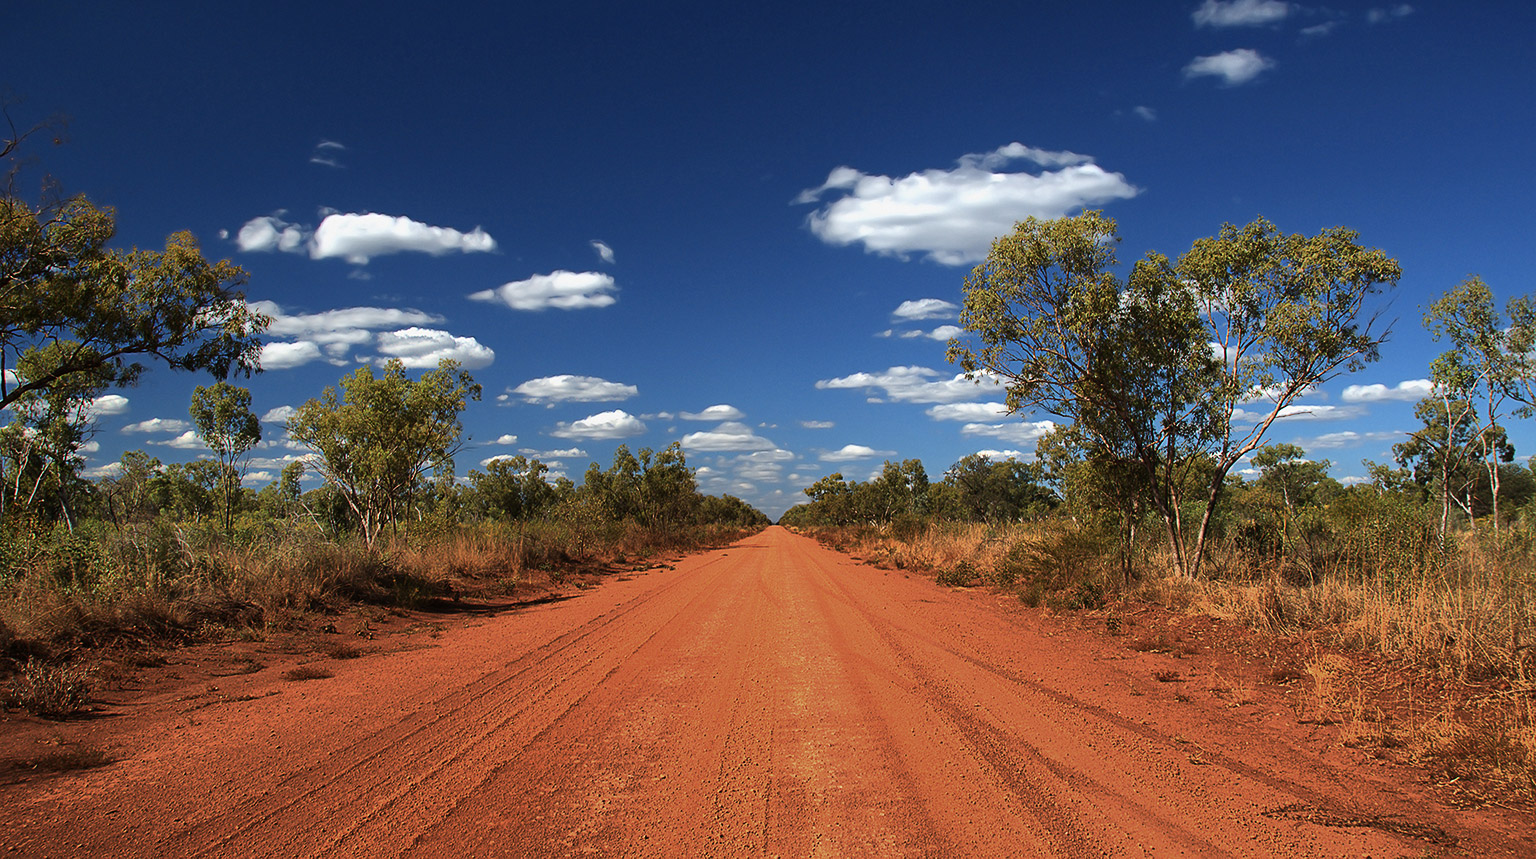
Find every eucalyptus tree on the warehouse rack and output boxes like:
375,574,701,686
949,211,1400,578
1424,277,1536,530
287,359,480,548
0,341,116,527
189,381,260,534
2,125,267,411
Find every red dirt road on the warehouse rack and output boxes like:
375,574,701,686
1,527,1527,857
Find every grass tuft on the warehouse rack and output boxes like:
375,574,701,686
5,658,91,719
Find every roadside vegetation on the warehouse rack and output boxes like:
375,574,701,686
784,212,1536,807
0,117,768,717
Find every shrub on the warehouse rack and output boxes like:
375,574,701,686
5,658,90,719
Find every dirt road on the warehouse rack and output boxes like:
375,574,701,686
1,527,1525,857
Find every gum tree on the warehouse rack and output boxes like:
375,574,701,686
288,359,480,547
189,381,261,534
2,115,267,414
950,211,1400,578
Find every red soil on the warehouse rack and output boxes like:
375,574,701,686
1,526,1529,857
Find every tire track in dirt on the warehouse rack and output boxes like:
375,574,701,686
802,536,1447,856
167,554,745,858
2,527,1521,858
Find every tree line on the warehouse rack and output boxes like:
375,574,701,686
788,212,1536,581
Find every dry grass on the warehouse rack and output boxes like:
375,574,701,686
4,658,91,719
281,665,333,682
801,517,1536,807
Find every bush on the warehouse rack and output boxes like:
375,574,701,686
5,658,90,719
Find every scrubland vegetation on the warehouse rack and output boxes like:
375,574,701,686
0,120,767,717
784,211,1536,806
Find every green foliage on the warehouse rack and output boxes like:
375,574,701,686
949,211,1400,578
0,193,266,412
288,359,480,547
189,381,260,534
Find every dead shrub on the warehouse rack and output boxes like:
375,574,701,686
281,665,333,682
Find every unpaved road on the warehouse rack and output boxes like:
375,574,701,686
1,527,1527,857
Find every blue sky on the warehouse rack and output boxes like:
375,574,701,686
5,1,1533,518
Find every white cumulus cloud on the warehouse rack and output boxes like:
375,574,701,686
1341,379,1432,403
590,240,615,264
89,394,130,417
470,271,618,311
513,375,638,404
680,404,745,422
373,327,495,369
251,302,487,370
260,405,297,424
820,444,894,463
260,341,326,370
550,409,647,440
1184,49,1275,85
926,402,1010,422
816,366,1000,403
960,420,1057,445
1192,0,1291,28
796,143,1138,266
150,430,207,450
121,418,191,434
681,422,776,452
893,298,959,321
236,212,496,264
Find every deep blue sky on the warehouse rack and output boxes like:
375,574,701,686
5,1,1533,517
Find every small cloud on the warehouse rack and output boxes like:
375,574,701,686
680,422,776,452
590,240,616,264
83,462,124,479
1340,379,1431,403
892,298,959,321
470,271,618,311
121,417,191,434
1184,49,1275,86
680,404,745,422
513,375,637,404
310,139,346,168
924,325,964,341
819,444,894,463
1367,5,1413,24
1231,404,1366,423
816,365,1000,404
521,447,586,458
89,394,130,417
550,409,647,440
972,449,1025,461
799,420,834,429
960,420,1057,445
260,341,327,370
150,430,207,450
925,402,1010,422
235,211,496,264
1300,21,1340,37
1132,105,1157,122
1192,0,1291,28
1304,430,1403,450
492,434,518,445
796,143,1137,266
373,327,495,369
260,405,296,424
